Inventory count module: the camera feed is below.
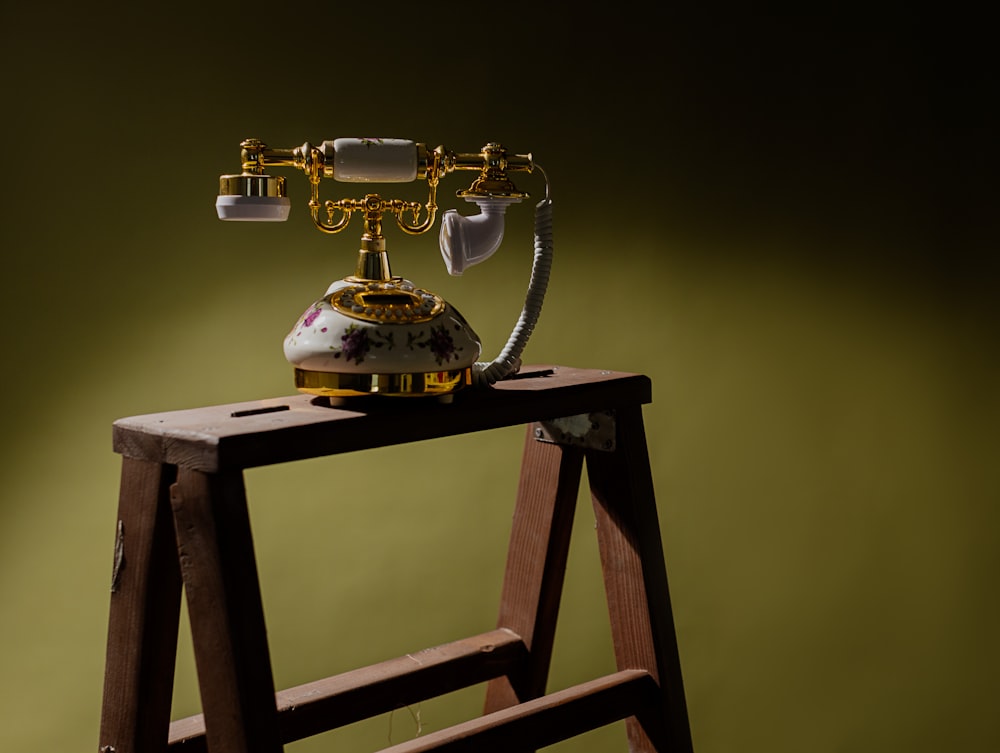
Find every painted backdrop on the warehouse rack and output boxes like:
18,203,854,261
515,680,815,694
0,4,994,752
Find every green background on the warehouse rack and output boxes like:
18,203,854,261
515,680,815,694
0,3,995,752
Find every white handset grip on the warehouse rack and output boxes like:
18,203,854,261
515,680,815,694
324,138,418,183
439,197,521,276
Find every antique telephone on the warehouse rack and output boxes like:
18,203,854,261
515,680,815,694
216,138,552,398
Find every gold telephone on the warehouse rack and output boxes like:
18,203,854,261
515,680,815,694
216,138,551,399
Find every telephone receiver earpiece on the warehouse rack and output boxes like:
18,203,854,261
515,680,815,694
439,196,521,275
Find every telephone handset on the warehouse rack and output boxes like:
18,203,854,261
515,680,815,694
216,138,552,398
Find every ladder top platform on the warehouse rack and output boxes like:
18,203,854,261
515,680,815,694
112,365,652,473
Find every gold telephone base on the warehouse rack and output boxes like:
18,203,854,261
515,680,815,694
293,366,471,398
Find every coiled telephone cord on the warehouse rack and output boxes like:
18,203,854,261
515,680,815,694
472,166,553,386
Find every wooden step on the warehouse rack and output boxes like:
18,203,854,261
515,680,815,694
380,669,657,753
168,629,527,750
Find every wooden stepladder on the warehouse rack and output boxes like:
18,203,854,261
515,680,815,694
97,365,693,753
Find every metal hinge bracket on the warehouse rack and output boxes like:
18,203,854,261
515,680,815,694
535,410,616,451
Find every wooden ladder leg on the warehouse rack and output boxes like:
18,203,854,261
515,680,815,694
170,467,283,753
484,424,585,713
99,457,183,753
586,405,694,753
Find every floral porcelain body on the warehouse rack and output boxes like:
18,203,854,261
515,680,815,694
284,277,481,397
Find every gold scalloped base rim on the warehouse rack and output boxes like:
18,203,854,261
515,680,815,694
293,367,471,397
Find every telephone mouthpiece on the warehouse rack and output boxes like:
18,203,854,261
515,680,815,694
440,196,520,275
216,173,291,221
